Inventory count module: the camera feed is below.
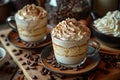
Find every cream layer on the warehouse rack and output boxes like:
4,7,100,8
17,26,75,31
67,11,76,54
51,36,88,48
54,53,87,65
15,16,47,31
19,33,46,42
18,26,46,36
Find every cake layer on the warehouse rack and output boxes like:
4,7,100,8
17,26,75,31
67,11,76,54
18,25,47,36
18,25,46,42
53,42,88,57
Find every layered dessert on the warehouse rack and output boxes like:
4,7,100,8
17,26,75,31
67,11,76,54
93,10,120,37
51,18,91,65
15,4,47,42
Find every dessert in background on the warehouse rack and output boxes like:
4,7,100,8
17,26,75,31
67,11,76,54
93,10,120,37
15,4,47,42
51,18,91,65
45,0,91,26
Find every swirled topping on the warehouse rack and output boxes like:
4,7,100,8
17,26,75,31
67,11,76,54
52,18,90,41
94,10,120,37
16,4,47,20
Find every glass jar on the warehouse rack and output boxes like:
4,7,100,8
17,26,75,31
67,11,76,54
45,0,91,26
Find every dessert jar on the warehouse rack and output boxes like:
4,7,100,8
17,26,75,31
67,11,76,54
7,4,48,42
51,18,93,66
92,10,120,48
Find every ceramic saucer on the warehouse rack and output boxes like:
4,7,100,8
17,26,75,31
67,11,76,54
40,45,100,75
7,30,51,49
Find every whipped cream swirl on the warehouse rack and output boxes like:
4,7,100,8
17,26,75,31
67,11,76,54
94,10,120,37
52,18,90,41
16,4,47,20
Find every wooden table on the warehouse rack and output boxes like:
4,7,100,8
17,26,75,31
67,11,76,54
0,29,120,80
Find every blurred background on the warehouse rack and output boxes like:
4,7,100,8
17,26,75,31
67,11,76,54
0,0,119,24
0,0,44,24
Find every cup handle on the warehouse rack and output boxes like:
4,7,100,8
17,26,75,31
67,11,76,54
87,39,100,57
6,16,17,32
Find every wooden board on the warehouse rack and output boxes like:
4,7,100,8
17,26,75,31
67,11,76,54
0,29,120,80
0,55,18,80
12,69,27,80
